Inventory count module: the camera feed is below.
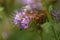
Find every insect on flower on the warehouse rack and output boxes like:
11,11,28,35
14,2,47,30
14,8,47,30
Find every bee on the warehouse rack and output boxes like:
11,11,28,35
31,10,47,24
33,10,47,30
25,9,47,24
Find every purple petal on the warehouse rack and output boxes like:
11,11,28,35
21,18,29,24
14,19,19,24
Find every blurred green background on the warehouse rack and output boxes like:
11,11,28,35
0,0,60,40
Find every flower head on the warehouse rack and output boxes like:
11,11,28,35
14,9,32,29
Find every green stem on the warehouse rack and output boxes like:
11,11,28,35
51,23,58,40
40,30,43,40
39,25,43,40
37,24,43,40
51,24,58,40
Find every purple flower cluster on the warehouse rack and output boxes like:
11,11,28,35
14,9,32,29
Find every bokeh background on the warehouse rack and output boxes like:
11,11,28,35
0,0,60,40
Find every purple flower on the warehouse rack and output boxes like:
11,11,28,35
14,10,32,29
